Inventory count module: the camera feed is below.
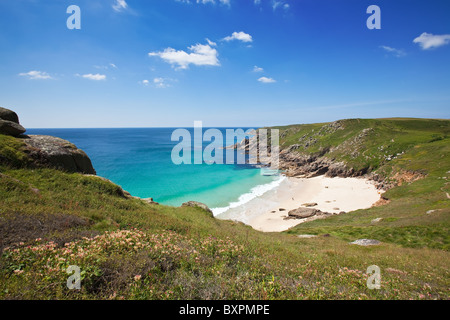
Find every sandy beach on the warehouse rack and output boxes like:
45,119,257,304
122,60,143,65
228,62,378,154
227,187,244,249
216,175,382,232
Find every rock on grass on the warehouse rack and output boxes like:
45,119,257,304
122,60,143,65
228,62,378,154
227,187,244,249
350,239,381,246
181,201,213,217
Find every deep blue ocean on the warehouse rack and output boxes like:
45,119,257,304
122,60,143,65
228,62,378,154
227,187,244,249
26,128,280,213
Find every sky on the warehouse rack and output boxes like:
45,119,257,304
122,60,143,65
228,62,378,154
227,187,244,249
0,0,449,128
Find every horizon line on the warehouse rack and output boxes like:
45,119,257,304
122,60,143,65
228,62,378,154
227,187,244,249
24,116,450,130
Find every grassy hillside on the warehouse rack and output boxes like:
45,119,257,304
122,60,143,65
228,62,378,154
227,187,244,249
0,119,449,300
274,118,450,251
277,118,449,174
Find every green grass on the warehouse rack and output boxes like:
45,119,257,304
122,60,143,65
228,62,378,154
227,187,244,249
276,118,450,173
0,134,30,168
281,119,450,252
1,118,449,300
286,171,450,249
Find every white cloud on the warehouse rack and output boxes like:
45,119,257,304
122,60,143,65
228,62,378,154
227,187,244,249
413,32,450,50
380,46,406,57
149,43,220,69
254,0,261,4
176,0,230,5
94,63,118,70
258,76,276,83
223,31,253,43
141,78,175,88
272,1,290,11
206,38,217,46
253,66,264,72
153,77,173,88
81,73,106,81
153,78,165,86
113,0,128,12
18,70,52,80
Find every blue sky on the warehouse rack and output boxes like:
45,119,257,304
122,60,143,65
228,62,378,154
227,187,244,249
0,0,449,128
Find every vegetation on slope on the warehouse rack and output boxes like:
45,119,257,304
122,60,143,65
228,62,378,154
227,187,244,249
275,118,449,251
0,118,449,300
277,118,449,174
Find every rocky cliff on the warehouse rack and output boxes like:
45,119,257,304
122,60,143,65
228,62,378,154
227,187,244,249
233,118,449,191
0,107,95,175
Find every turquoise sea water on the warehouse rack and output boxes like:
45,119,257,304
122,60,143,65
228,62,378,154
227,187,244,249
26,128,279,212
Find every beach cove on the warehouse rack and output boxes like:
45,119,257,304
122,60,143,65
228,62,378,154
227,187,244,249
215,175,383,232
23,128,385,233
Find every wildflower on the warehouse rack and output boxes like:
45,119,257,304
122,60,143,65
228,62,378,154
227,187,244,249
134,275,142,281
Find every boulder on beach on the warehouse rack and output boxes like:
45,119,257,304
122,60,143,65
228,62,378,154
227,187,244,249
301,202,318,207
181,201,213,217
288,207,319,219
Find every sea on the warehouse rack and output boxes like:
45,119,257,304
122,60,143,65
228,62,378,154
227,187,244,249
26,128,283,216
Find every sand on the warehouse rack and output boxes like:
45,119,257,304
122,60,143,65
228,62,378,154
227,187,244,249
216,175,383,232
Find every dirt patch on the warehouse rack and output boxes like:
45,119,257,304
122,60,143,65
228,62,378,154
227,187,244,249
0,212,92,249
391,170,426,186
386,268,408,276
371,196,391,207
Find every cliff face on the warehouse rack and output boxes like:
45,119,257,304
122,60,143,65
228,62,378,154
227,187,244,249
0,107,95,175
278,150,356,178
277,121,378,179
239,118,449,191
233,122,367,178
